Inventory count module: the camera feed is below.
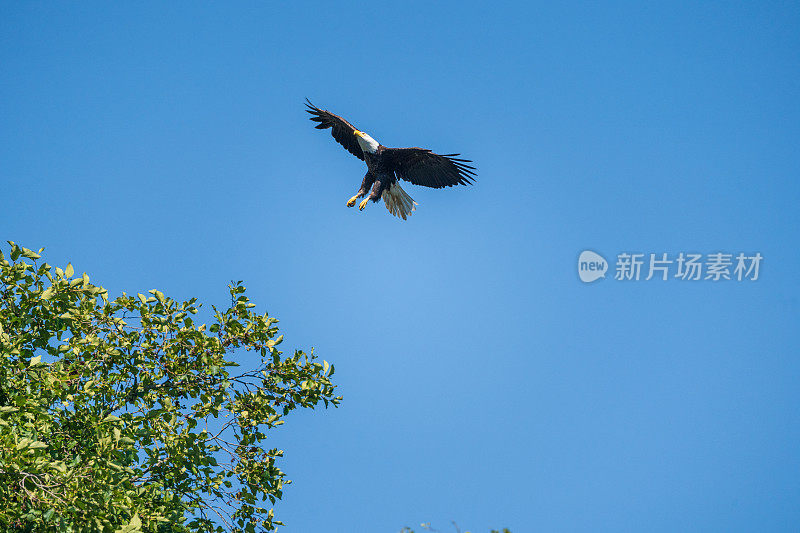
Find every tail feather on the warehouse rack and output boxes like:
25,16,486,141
382,183,417,220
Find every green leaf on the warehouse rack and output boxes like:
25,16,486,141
115,512,142,533
20,247,41,259
149,289,165,303
65,263,74,278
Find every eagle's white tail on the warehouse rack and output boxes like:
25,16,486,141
382,183,418,220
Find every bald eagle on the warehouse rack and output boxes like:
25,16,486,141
305,99,476,220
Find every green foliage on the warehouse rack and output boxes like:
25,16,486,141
0,242,340,532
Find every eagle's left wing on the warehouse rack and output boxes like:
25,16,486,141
383,147,476,189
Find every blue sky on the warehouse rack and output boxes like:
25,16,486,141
2,2,799,531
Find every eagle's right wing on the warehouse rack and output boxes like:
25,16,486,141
305,99,365,161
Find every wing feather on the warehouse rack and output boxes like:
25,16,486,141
305,99,364,160
382,147,476,189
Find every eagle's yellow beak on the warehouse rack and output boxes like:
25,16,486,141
354,130,363,137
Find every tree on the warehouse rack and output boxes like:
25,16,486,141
0,242,340,532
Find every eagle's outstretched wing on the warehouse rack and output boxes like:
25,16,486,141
305,99,364,160
383,148,476,189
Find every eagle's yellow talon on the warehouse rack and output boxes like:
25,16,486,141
346,195,358,208
358,198,369,211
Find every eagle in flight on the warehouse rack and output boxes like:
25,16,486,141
305,99,476,220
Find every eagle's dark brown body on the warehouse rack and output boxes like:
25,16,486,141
360,146,395,203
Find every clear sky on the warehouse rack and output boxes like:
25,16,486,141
2,2,799,531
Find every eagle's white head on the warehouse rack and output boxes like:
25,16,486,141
354,130,380,153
